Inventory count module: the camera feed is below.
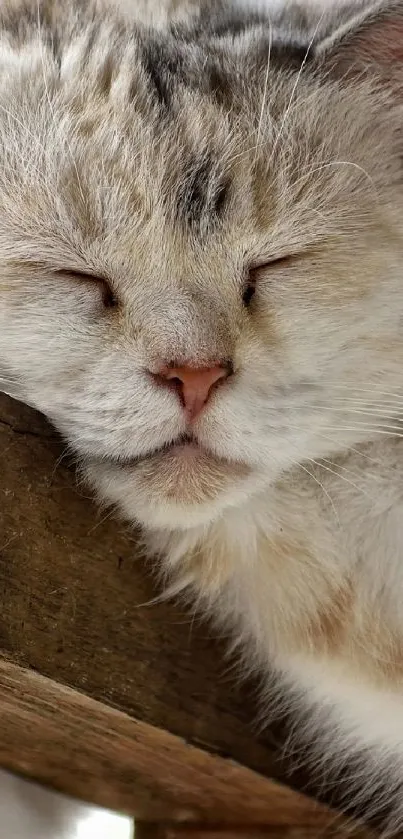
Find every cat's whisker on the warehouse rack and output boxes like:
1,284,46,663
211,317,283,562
230,58,323,164
253,15,273,167
280,415,388,492
313,425,403,439
86,505,118,534
51,445,72,478
295,428,384,467
268,10,326,164
293,458,340,524
292,160,379,202
300,405,403,421
329,397,403,409
326,420,403,432
185,601,201,647
318,384,403,399
284,414,403,437
328,386,403,397
132,587,177,609
306,457,372,500
327,405,403,416
36,1,86,208
320,456,376,484
291,414,403,439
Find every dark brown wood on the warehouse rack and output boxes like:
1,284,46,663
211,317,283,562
0,657,337,826
0,394,277,772
135,827,375,839
0,393,345,828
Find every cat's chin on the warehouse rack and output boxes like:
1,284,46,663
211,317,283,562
84,442,255,531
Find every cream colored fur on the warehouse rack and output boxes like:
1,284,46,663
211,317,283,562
0,0,403,826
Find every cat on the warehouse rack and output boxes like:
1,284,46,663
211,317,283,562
0,0,403,829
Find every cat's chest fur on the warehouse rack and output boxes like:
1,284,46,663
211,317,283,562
151,437,403,689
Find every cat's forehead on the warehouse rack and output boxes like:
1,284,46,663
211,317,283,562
0,0,324,156
0,0,397,268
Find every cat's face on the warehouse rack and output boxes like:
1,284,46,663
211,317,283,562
0,0,402,531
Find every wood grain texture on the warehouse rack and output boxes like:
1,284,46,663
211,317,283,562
0,393,351,829
0,658,337,826
135,827,375,839
0,395,275,773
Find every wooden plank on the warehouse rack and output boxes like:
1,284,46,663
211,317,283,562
0,658,336,826
0,394,277,774
135,827,375,839
0,392,341,825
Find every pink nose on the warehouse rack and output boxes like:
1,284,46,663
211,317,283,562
157,363,231,420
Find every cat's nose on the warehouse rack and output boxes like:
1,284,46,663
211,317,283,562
156,363,231,420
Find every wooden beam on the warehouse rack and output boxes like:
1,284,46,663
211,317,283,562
0,657,336,826
0,393,351,829
135,827,375,839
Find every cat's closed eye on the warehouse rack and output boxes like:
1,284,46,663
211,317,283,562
55,269,119,310
243,256,294,307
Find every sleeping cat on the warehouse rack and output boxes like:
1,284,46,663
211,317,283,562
1,0,403,828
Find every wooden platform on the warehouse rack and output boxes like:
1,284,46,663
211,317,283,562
0,393,371,836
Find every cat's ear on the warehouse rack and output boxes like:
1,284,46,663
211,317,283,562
315,1,403,82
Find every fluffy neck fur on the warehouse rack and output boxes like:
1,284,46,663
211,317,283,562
149,441,403,826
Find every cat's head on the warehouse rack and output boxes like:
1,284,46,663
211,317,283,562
0,0,402,531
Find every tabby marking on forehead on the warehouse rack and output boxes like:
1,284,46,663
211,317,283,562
175,158,229,228
141,39,185,109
